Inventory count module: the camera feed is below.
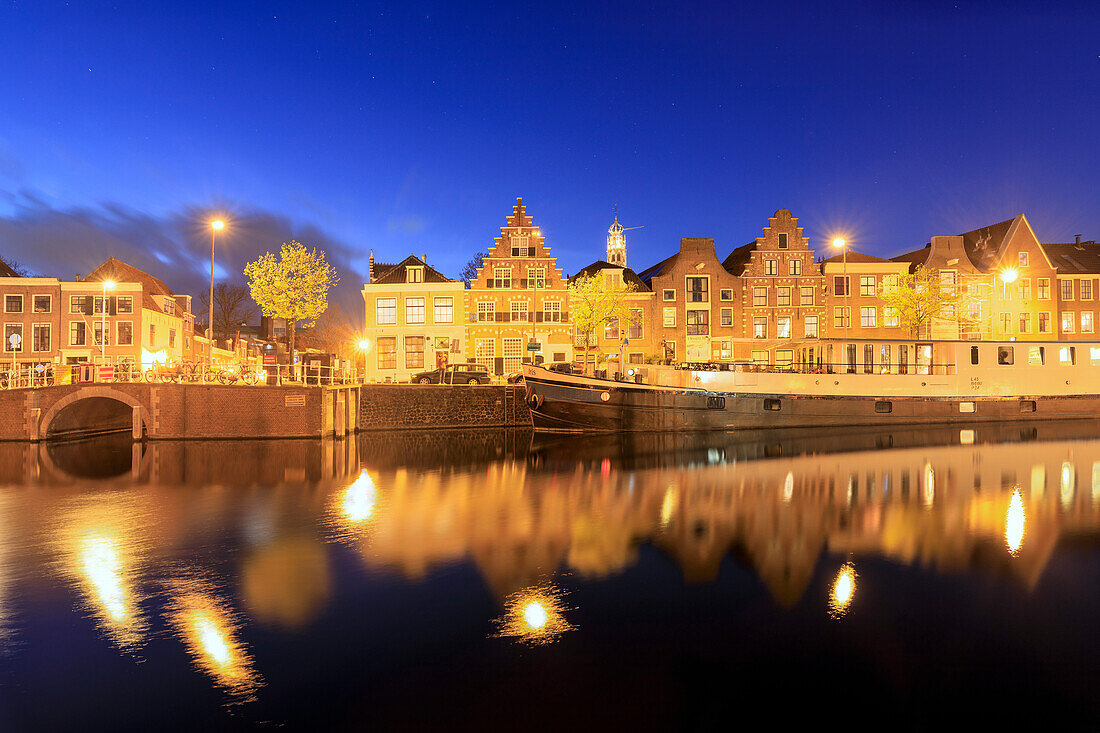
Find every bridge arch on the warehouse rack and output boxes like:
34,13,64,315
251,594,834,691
39,386,147,441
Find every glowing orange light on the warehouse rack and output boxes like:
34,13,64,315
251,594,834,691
211,219,225,231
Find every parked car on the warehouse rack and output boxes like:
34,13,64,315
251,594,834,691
411,363,491,385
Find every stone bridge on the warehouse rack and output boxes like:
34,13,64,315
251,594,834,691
0,383,360,442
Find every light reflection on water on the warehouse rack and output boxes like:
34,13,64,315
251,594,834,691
0,423,1098,727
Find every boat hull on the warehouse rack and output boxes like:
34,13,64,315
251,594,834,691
522,368,1100,433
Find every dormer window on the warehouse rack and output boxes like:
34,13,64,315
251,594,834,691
407,266,424,283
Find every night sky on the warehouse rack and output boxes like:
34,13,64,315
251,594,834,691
0,1,1096,315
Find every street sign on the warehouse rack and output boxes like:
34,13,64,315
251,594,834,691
8,333,20,350
526,342,541,351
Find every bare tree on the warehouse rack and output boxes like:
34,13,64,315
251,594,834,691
304,302,357,358
459,250,489,287
0,254,30,277
198,282,258,344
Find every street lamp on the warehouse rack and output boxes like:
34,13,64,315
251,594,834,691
832,237,849,347
101,280,115,363
357,338,371,383
209,219,225,363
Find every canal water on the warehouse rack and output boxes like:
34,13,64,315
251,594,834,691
0,423,1098,730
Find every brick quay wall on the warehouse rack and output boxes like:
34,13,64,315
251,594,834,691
358,385,532,431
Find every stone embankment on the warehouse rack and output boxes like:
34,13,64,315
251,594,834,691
358,384,532,431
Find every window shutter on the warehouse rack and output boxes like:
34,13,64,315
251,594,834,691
535,311,544,323
84,297,94,315
520,279,528,289
503,312,511,323
562,311,569,321
109,296,117,316
486,280,494,289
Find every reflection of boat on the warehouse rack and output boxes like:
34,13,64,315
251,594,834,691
523,338,1100,432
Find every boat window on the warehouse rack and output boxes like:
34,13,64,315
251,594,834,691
959,402,976,413
763,398,782,411
874,401,892,413
970,346,979,365
1059,346,1076,365
879,345,891,373
1028,346,1044,365
707,396,725,409
1020,400,1036,413
864,344,874,374
898,344,909,374
845,344,857,374
997,346,1014,365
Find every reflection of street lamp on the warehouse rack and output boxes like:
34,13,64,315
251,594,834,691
357,338,371,383
998,268,1018,339
832,237,849,353
209,220,225,362
101,280,115,362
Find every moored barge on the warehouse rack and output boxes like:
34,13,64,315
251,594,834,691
522,338,1100,432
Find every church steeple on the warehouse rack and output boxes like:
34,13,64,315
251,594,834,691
606,205,627,267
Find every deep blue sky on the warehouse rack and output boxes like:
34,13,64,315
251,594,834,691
0,1,1097,314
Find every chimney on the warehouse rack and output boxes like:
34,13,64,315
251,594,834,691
421,253,428,263
368,249,374,284
1076,234,1082,244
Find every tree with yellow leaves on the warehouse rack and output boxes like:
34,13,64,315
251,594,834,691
244,241,338,362
568,272,639,376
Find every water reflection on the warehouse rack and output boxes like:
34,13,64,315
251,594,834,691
166,583,261,698
493,583,573,645
829,563,857,618
54,495,150,651
1006,489,1026,556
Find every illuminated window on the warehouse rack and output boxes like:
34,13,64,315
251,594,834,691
377,337,397,369
764,260,778,276
778,287,791,306
406,266,424,283
1038,279,1050,299
686,277,709,302
940,271,956,294
884,307,899,328
1059,346,1076,365
788,259,802,275
405,336,425,369
1038,311,1050,333
117,322,132,346
605,318,619,339
1028,346,1044,365
1019,312,1031,333
1000,313,1012,333
834,306,850,328
686,310,709,335
544,301,562,322
628,309,643,339
70,322,86,346
753,317,767,339
510,300,528,323
1082,311,1094,333
1019,252,1029,266
529,268,546,288
860,276,876,296
168,328,176,348
502,338,523,373
376,298,396,325
751,350,768,364
405,297,425,325
32,324,50,352
1062,312,1075,333
860,307,876,328
493,268,512,289
800,286,814,306
776,349,794,365
663,307,676,328
804,315,819,338
753,287,768,307
968,302,980,319
721,308,733,326
434,297,453,324
474,338,495,368
1091,347,1100,365
510,237,530,257
882,275,898,294
777,316,791,338
1018,279,1031,299
477,301,495,322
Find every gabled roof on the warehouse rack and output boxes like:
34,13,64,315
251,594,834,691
1041,241,1100,274
83,257,189,317
568,260,650,291
821,251,896,264
720,242,756,276
0,259,19,277
636,251,679,286
371,255,455,284
960,216,1017,273
890,245,931,272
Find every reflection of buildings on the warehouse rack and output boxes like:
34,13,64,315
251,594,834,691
352,437,1100,605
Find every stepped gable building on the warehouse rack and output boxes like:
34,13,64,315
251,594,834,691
720,209,826,365
466,198,572,375
893,214,1059,340
568,257,654,371
361,252,465,383
639,236,742,364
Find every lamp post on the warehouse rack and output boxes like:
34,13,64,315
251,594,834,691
209,219,225,363
999,267,1018,340
832,238,849,364
101,279,115,363
357,338,371,383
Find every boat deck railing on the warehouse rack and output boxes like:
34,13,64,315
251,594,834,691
668,362,958,376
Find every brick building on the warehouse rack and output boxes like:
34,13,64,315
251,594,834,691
568,259,654,372
1043,236,1100,341
465,199,572,375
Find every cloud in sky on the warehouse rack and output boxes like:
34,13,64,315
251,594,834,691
0,191,367,321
